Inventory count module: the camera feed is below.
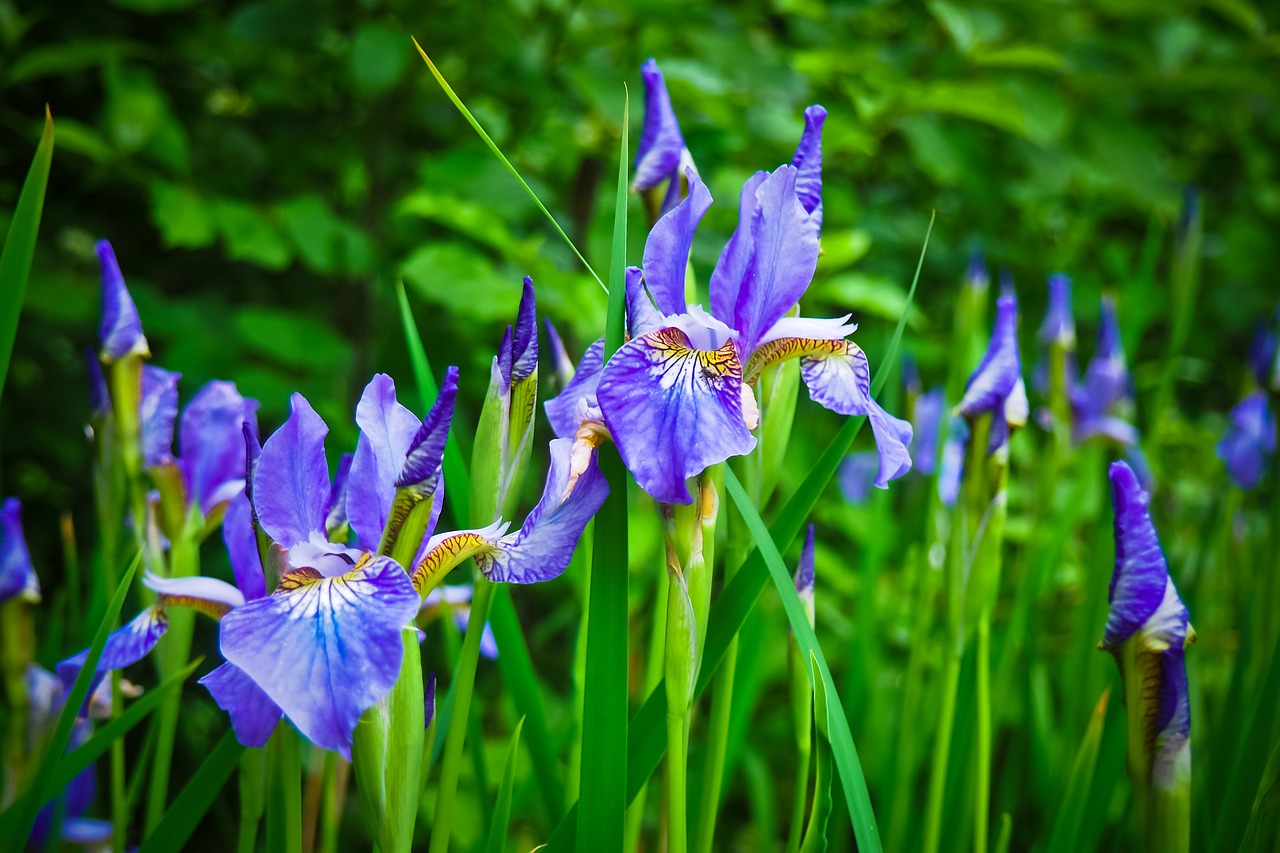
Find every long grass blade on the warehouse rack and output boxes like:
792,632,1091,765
137,729,246,852
1046,689,1110,853
486,717,525,853
410,38,605,292
575,85,630,852
0,106,54,406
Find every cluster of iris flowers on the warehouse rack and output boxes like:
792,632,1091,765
0,56,1269,853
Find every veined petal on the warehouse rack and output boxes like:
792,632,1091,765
255,394,331,547
511,277,539,385
756,314,856,347
1101,461,1181,650
396,367,459,496
57,606,168,693
641,168,712,316
97,240,149,361
143,571,244,618
141,365,181,468
1217,390,1276,490
348,374,422,549
956,295,1022,423
218,555,420,757
1,498,40,603
180,381,259,515
410,522,508,595
790,105,827,230
729,166,821,356
545,338,604,439
626,267,665,338
635,59,688,192
224,490,266,600
474,436,608,583
200,662,283,748
709,171,767,326
596,327,755,505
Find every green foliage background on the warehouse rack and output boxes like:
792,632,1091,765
1,0,1278,849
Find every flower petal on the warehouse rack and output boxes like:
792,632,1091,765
348,374,422,549
544,318,576,387
1038,273,1076,348
97,240,149,361
838,452,880,505
626,267,665,338
937,415,968,507
143,571,245,618
224,490,266,600
910,388,946,477
597,327,756,505
756,314,856,347
180,381,259,515
1101,461,1180,650
641,168,712,316
0,498,40,603
217,555,420,757
141,365,181,468
790,105,827,230
709,171,767,326
255,393,331,547
545,338,604,439
635,58,688,192
793,524,815,598
326,451,353,539
956,295,1022,423
1217,390,1276,490
396,367,459,496
199,662,283,748
57,606,168,694
511,277,539,385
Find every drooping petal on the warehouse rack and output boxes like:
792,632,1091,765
725,166,822,357
474,437,609,583
143,571,245,618
1038,273,1076,348
511,277,539,385
0,498,40,603
140,365,181,468
200,662,283,748
1101,461,1183,651
626,267,665,338
224,490,266,600
396,367,459,497
180,381,259,515
1217,390,1276,490
911,388,946,477
838,453,881,505
57,606,169,693
709,171,767,326
255,393,331,548
545,338,604,439
635,59,688,192
597,326,756,504
348,374,422,549
790,105,827,230
218,554,420,757
641,168,712,316
97,240,149,362
326,452,353,539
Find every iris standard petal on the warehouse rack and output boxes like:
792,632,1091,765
97,240,149,361
756,314,857,347
200,662,284,748
57,606,169,693
473,436,609,583
635,58,687,192
544,318,576,387
255,393,331,547
0,498,40,603
224,490,266,600
217,554,420,757
545,338,604,439
626,267,665,338
396,367,459,496
596,327,756,505
790,105,827,230
956,295,1022,422
1074,294,1133,431
140,365,181,468
641,168,712,316
143,571,245,618
1217,390,1276,490
727,166,822,356
511,277,539,385
709,171,768,326
180,381,259,515
326,452,353,539
1101,461,1179,650
348,374,422,549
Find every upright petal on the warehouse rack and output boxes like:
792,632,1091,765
597,326,756,505
626,267,665,338
511,277,539,385
224,490,266,600
348,375,422,549
545,338,604,439
1217,390,1276,490
474,437,609,583
709,171,768,326
956,295,1022,421
544,318,576,387
1075,294,1133,422
1101,461,1178,650
0,498,40,603
200,662,283,748
140,365,181,468
1038,273,1076,348
218,555,420,757
255,394,331,547
790,105,827,230
97,240,149,361
635,59,688,192
326,452,354,539
57,606,169,693
397,367,459,497
181,381,260,515
641,168,712,316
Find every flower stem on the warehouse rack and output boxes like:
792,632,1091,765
786,732,812,853
266,727,303,853
238,747,266,853
975,607,993,853
666,713,688,853
429,575,496,853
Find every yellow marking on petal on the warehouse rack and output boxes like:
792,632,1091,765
157,594,235,621
647,328,740,378
744,337,850,385
411,533,495,596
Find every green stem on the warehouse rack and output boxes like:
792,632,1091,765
429,577,496,853
975,607,992,853
922,648,962,853
239,748,266,853
787,740,812,853
319,751,339,853
666,713,688,853
624,561,670,853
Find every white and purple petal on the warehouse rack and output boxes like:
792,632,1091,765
956,295,1022,423
97,240,149,361
143,571,245,618
544,318,576,387
0,497,40,603
217,555,420,757
641,168,712,316
1101,461,1179,650
255,393,331,548
348,374,422,549
1038,273,1075,348
794,524,815,600
180,380,259,515
200,662,283,748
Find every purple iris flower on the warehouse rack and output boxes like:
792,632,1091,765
937,415,968,507
838,453,880,505
794,524,816,626
635,59,697,216
955,295,1028,454
1,498,41,603
1217,390,1276,490
97,240,148,362
1099,461,1194,794
583,162,909,505
1247,310,1277,389
1032,273,1076,401
910,388,946,477
1072,295,1137,447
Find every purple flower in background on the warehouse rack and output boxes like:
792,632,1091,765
139,366,180,467
1,498,40,604
1072,295,1138,447
635,59,696,216
937,415,968,507
1218,390,1276,490
421,584,498,659
956,295,1028,453
965,252,990,294
1247,310,1277,389
97,240,148,362
1038,273,1076,350
910,388,946,477
794,524,816,626
1099,461,1194,796
838,453,880,505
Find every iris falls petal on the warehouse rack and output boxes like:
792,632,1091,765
200,662,284,748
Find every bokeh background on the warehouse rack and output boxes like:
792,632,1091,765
2,0,1278,849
